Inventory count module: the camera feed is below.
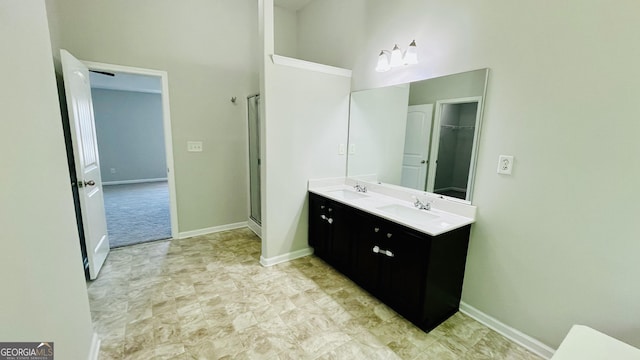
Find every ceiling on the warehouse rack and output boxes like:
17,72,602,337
274,0,313,11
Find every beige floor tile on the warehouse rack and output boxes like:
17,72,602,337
88,228,543,360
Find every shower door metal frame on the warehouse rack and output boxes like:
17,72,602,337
247,94,262,225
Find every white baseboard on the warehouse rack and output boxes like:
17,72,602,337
260,247,313,267
177,222,247,239
87,332,100,360
103,177,167,186
459,302,555,359
247,218,261,238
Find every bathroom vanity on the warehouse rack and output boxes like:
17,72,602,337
308,180,476,332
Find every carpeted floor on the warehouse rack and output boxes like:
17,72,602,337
103,181,171,248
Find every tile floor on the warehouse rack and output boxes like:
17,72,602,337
88,228,543,359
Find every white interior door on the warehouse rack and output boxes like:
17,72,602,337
400,104,434,190
61,50,109,280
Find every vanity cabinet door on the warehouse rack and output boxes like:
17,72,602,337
378,223,430,322
326,200,352,273
308,193,330,257
351,212,383,294
352,215,431,325
420,225,471,330
308,193,353,273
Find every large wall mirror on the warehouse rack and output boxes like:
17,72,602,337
347,68,489,203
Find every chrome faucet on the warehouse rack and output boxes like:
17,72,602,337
413,197,431,210
354,183,367,193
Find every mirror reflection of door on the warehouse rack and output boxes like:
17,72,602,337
427,97,482,201
401,104,434,190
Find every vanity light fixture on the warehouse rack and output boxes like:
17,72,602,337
404,40,418,65
375,51,391,72
375,40,419,72
389,45,404,67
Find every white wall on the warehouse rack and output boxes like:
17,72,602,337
274,6,298,57
0,1,95,359
348,85,410,184
92,89,167,183
408,69,486,106
296,0,640,350
261,57,351,263
296,0,367,69
46,0,259,233
261,0,352,264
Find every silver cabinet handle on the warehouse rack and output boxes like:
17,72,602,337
386,233,392,238
372,246,394,257
320,215,333,224
320,205,325,209
374,227,380,233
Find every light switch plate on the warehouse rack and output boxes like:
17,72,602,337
497,155,514,175
187,141,203,152
349,144,356,155
338,144,346,155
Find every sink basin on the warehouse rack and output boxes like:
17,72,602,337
377,204,439,223
328,189,369,200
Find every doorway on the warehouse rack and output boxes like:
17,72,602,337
85,62,179,247
427,97,482,201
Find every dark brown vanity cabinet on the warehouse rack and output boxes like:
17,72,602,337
308,193,352,273
352,213,431,323
308,192,471,332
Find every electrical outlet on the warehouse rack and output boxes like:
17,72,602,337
187,141,203,152
338,144,346,155
497,155,514,175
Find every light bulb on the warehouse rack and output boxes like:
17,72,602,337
404,40,418,65
375,51,390,72
390,45,403,67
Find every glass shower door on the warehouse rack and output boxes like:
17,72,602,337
247,94,261,225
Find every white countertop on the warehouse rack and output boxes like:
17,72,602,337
552,325,640,360
308,180,476,236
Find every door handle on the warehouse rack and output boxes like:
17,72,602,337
78,179,96,188
421,160,426,164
